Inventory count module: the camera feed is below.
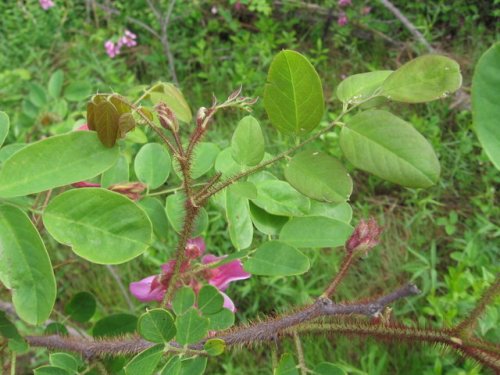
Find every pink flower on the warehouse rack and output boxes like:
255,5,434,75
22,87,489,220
104,40,120,58
129,238,251,312
338,0,351,7
338,13,348,26
39,0,55,10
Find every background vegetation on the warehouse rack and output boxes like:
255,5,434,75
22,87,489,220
0,1,498,373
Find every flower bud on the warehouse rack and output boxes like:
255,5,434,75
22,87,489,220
156,103,179,132
196,107,208,128
346,217,382,254
109,182,147,201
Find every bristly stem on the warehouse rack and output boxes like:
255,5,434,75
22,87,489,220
322,250,356,298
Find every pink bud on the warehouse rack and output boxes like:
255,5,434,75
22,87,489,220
338,0,351,7
346,218,382,254
337,13,348,27
39,0,55,10
156,103,178,132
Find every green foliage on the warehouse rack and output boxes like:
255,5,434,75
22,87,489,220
172,287,196,315
244,241,310,276
340,110,440,188
226,186,253,250
336,71,393,104
231,115,265,166
284,150,352,203
0,205,56,325
124,344,164,375
204,338,226,356
274,353,299,375
147,82,192,123
134,143,172,189
92,313,137,338
43,188,152,264
0,132,119,198
198,285,224,315
138,308,176,343
0,111,9,147
175,308,209,345
64,292,96,323
264,50,324,136
472,42,500,169
381,55,462,103
165,192,208,236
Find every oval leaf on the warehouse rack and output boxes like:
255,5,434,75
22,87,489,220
172,286,196,315
206,308,234,331
174,142,220,180
64,81,92,102
0,205,56,325
264,50,324,135
43,188,152,264
138,308,176,343
134,143,171,189
165,193,208,236
101,155,129,188
251,180,310,216
48,70,64,98
198,285,224,315
204,338,226,356
336,70,393,104
285,151,352,203
0,111,9,148
226,187,253,250
249,202,288,236
64,292,96,323
381,55,462,103
340,110,440,188
279,216,353,248
231,115,265,166
95,100,120,147
124,344,164,375
138,197,169,241
472,42,500,169
175,308,209,345
93,313,137,337
0,131,119,198
243,241,310,276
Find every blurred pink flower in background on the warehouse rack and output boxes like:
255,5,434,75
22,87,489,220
338,0,352,7
105,30,137,58
39,0,55,10
338,13,348,26
129,238,251,312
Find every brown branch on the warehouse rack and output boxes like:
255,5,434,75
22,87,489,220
323,250,356,298
377,0,435,52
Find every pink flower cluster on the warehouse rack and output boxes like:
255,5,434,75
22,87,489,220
104,30,137,58
129,238,251,312
39,0,55,10
337,0,351,26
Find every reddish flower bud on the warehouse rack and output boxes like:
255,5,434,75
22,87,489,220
346,217,382,254
156,103,178,132
109,182,147,201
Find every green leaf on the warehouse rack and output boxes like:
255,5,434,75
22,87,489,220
340,110,440,188
64,292,96,323
44,323,68,336
307,201,352,223
124,344,164,375
274,353,299,375
231,115,265,166
29,83,48,108
336,70,393,104
0,143,26,166
313,362,347,375
92,313,137,337
0,311,21,339
229,181,257,199
174,142,220,180
215,147,242,179
148,83,192,123
165,192,208,236
48,70,64,98
472,42,500,169
0,205,56,325
206,308,234,331
49,353,79,373
204,338,226,356
179,357,207,375
198,285,224,315
64,81,92,102
264,50,324,135
138,197,169,241
226,186,253,250
279,216,353,248
138,308,176,343
160,356,181,375
175,308,209,345
0,132,119,198
381,55,462,103
172,286,196,315
34,366,71,375
134,143,171,189
285,151,352,203
43,188,152,264
249,202,288,236
101,155,129,188
251,180,310,216
0,111,9,148
244,241,309,276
